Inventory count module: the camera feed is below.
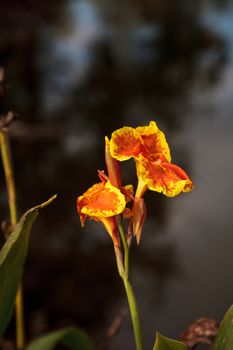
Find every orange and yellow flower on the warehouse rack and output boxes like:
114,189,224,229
77,180,126,245
77,121,194,246
109,121,194,242
110,121,193,198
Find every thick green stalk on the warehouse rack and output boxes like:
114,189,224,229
116,223,144,350
0,131,25,350
123,278,144,350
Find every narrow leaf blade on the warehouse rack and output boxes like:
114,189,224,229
25,327,94,350
212,305,233,350
0,195,57,337
153,332,187,350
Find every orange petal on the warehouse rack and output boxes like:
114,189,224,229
77,181,126,219
136,121,171,162
136,157,194,197
77,182,103,226
110,127,141,161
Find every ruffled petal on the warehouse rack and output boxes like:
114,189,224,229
110,127,141,161
136,157,194,197
136,121,171,162
77,182,103,226
77,180,126,218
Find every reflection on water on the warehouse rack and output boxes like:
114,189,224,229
40,0,107,113
1,0,233,348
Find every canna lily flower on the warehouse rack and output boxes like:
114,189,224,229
109,121,194,242
110,121,193,197
77,179,126,245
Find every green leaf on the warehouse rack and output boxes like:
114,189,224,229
153,332,187,350
25,327,95,350
0,195,57,338
212,305,233,350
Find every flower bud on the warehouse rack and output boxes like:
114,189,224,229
105,136,122,188
132,197,147,244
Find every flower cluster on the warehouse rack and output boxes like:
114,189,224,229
77,121,193,244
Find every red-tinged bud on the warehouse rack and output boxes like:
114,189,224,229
132,197,147,244
105,136,122,189
127,219,133,247
98,170,109,183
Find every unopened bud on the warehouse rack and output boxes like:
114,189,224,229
132,197,147,244
105,136,122,188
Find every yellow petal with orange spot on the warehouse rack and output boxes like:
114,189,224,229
77,182,104,225
136,121,171,162
110,127,141,161
78,180,126,218
136,157,194,197
136,121,159,134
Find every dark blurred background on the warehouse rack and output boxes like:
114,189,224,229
0,0,233,349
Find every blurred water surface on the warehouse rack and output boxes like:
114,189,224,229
1,0,233,349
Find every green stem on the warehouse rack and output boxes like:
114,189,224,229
118,223,129,276
115,224,144,350
114,244,125,279
0,132,17,225
123,278,144,350
0,131,25,350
